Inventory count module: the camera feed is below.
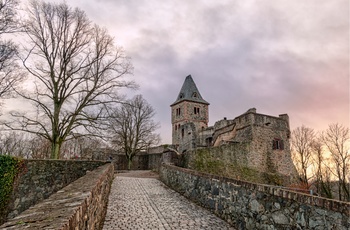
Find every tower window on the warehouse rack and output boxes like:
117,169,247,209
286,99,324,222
194,107,200,114
192,92,198,98
181,128,184,138
176,108,181,116
273,139,284,150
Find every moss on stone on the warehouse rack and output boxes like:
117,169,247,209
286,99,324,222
0,155,24,224
193,148,225,175
190,148,284,185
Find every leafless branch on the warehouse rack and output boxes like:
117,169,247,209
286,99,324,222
4,0,134,159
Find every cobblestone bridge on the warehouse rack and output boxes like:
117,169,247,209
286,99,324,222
103,171,234,230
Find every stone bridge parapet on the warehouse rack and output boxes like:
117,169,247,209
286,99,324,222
4,159,108,222
1,163,114,229
160,164,349,229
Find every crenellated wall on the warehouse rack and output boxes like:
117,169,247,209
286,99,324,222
1,163,114,230
174,108,297,180
160,164,349,230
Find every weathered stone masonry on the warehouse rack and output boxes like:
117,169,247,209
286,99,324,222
1,163,114,230
160,164,349,230
85,145,172,172
5,160,107,221
170,75,297,181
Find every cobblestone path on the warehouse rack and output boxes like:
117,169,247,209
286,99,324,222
103,171,235,230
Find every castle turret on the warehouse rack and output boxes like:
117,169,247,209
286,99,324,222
171,75,209,150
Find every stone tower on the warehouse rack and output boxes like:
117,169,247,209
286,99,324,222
171,75,209,150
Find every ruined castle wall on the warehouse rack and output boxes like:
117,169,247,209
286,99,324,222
160,164,349,230
197,127,214,147
183,141,296,184
250,124,296,177
213,118,235,130
185,143,251,172
249,113,295,177
213,124,236,146
200,111,296,180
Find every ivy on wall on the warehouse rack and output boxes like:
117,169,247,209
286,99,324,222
0,155,25,224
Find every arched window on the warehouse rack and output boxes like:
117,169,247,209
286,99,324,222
192,92,197,98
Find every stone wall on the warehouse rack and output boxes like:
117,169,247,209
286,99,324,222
111,153,163,171
160,164,349,230
1,163,114,230
5,160,107,222
249,113,294,177
112,153,147,170
182,143,247,171
182,143,295,185
86,145,170,171
180,108,297,182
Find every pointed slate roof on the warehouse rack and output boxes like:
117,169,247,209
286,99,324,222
171,75,209,106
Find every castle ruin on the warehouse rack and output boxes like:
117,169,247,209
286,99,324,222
171,75,297,179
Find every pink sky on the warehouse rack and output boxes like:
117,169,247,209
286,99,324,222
9,0,350,144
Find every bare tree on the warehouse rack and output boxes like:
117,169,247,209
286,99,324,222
321,123,350,201
0,131,35,158
0,131,20,155
27,135,51,159
61,135,107,159
5,1,133,159
291,125,316,185
107,95,160,170
0,0,21,99
310,138,333,198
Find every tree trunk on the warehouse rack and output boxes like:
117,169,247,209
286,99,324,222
342,183,350,201
321,181,333,199
51,141,61,159
338,181,342,201
127,157,132,170
341,165,349,201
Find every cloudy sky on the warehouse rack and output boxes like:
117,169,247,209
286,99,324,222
20,0,350,143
